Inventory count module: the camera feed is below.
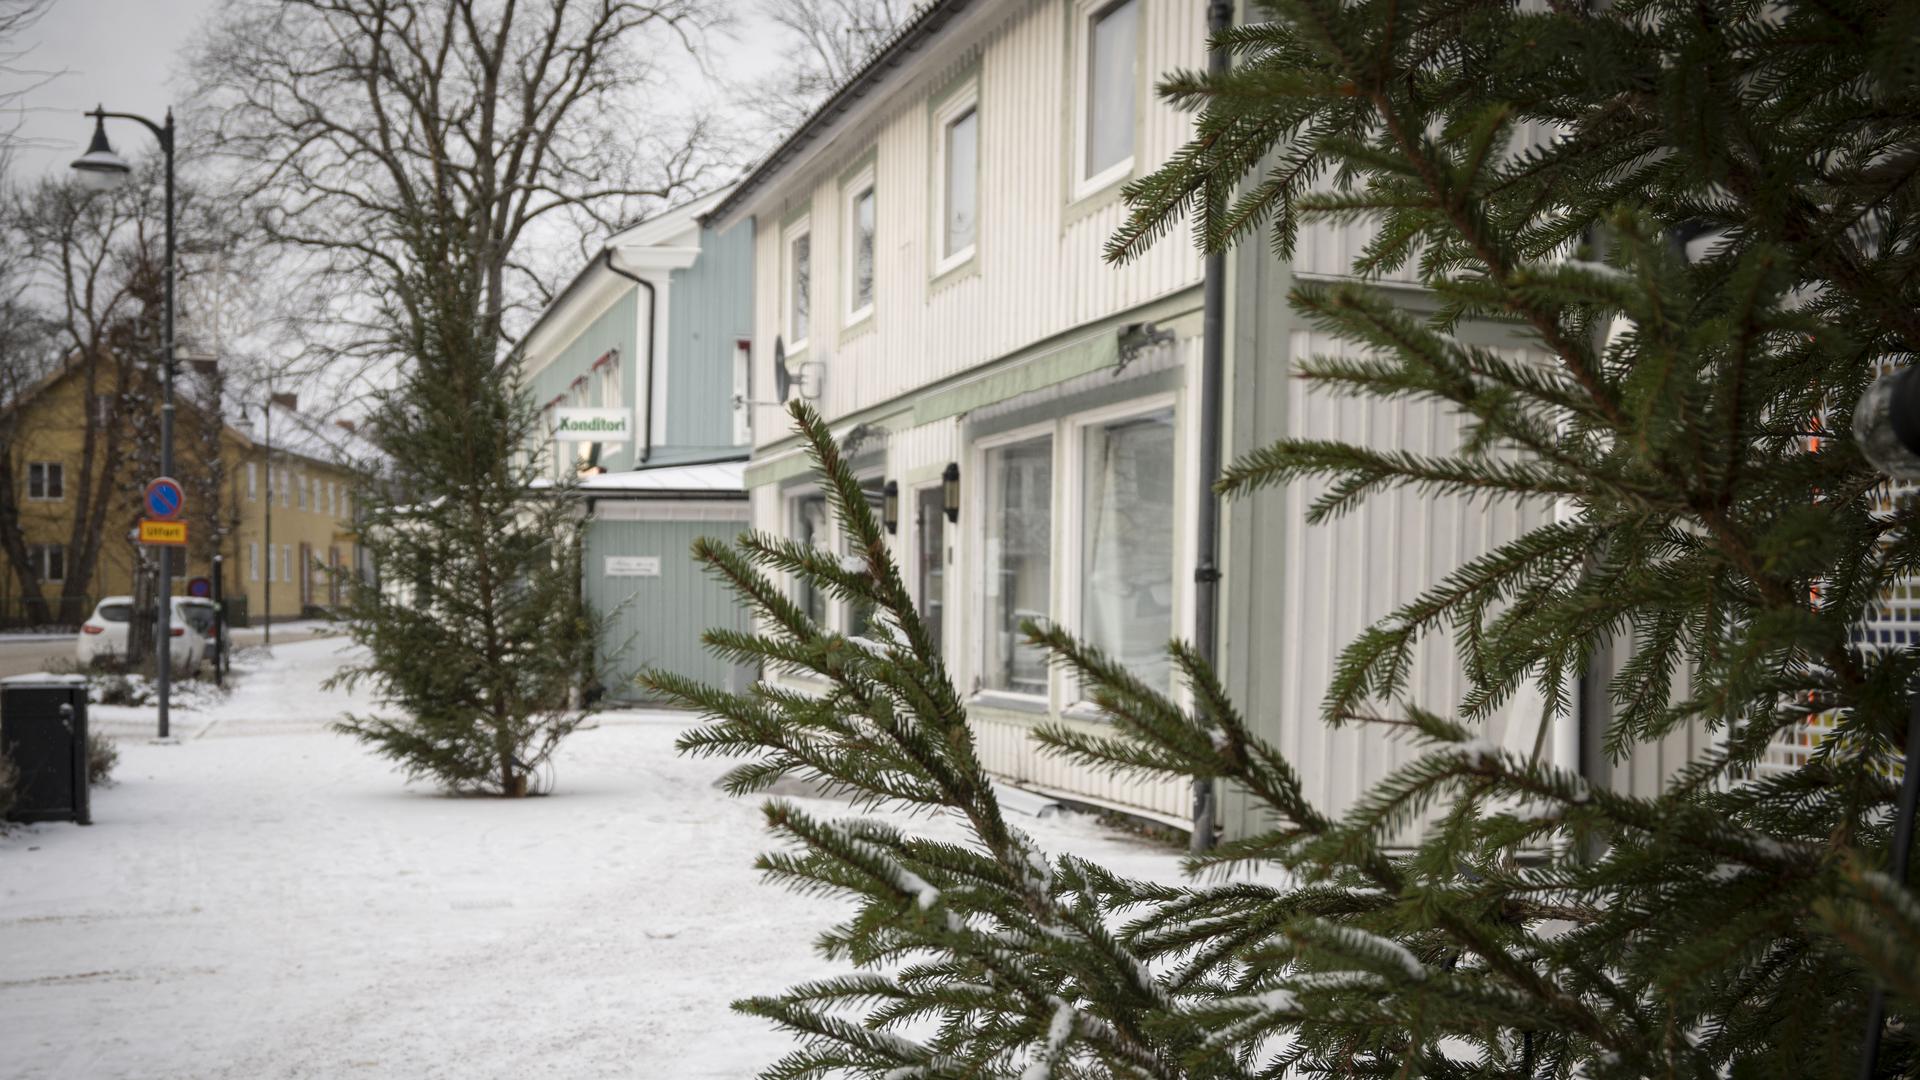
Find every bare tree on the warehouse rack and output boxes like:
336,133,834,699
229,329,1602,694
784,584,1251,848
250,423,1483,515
187,0,727,383
733,0,909,137
0,0,56,153
0,171,167,627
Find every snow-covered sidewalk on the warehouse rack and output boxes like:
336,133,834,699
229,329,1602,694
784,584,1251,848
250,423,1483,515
0,637,1190,1079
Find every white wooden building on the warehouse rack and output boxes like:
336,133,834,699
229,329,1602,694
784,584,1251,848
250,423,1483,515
710,0,1558,836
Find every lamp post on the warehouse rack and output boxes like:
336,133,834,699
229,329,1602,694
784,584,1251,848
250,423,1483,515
1851,367,1920,1079
73,105,176,739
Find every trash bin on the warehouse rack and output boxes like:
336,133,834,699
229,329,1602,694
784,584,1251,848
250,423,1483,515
1,674,92,825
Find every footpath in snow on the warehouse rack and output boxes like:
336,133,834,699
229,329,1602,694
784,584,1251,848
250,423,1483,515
0,636,1192,1079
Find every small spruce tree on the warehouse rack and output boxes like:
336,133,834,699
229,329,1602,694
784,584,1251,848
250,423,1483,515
331,227,598,798
655,0,1920,1075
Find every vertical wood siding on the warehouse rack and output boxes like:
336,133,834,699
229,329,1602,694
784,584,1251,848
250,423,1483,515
748,0,1207,447
585,513,752,699
525,289,639,471
1267,330,1552,816
663,222,756,462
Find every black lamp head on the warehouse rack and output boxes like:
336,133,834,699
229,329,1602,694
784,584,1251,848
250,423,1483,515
70,112,132,192
1855,367,1920,481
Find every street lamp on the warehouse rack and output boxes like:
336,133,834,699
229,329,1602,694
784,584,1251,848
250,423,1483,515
1851,366,1920,1078
73,104,177,740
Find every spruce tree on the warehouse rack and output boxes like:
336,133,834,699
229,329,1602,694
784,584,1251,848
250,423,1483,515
655,0,1920,1075
330,224,598,798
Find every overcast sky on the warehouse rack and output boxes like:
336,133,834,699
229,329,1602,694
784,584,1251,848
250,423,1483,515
5,0,786,182
5,0,220,179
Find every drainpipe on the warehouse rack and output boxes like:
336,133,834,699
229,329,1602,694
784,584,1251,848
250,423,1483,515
603,249,658,464
1190,0,1234,855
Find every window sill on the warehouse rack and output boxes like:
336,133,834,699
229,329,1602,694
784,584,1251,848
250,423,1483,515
969,690,1050,716
838,312,876,346
1063,163,1134,230
930,249,979,293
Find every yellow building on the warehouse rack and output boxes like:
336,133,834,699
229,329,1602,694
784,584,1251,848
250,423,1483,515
0,355,365,628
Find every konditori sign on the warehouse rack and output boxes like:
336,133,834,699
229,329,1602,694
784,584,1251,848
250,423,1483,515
551,407,631,442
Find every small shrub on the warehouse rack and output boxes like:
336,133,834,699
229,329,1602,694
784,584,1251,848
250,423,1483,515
0,753,16,818
92,674,150,707
87,732,118,787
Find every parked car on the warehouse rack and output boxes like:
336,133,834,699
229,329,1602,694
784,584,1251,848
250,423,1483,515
77,596,207,674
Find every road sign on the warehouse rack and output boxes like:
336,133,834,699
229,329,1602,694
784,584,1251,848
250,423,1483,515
138,519,188,546
187,577,211,597
144,477,185,521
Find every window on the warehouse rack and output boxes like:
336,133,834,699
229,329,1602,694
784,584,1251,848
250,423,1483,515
267,542,276,582
846,183,876,323
916,486,946,655
247,462,258,501
847,476,885,636
598,353,621,420
282,545,292,584
26,462,63,501
786,224,812,348
297,473,307,510
1080,0,1139,192
793,492,831,627
940,106,979,267
250,541,260,582
731,340,753,446
981,435,1053,696
279,467,290,508
26,543,64,583
1080,408,1176,691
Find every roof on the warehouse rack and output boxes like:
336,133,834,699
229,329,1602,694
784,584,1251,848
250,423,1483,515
233,405,381,469
704,0,978,227
532,459,747,498
511,183,738,371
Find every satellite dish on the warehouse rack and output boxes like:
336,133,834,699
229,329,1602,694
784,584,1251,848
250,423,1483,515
773,336,791,403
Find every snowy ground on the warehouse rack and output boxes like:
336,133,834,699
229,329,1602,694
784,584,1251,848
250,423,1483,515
1,638,1194,1079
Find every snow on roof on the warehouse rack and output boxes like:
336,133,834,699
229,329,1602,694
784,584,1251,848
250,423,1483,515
534,459,747,496
235,406,382,468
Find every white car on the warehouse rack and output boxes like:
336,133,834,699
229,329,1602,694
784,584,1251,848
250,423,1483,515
77,596,209,674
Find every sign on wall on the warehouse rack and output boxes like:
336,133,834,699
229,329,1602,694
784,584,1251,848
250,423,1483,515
604,555,661,578
552,407,631,442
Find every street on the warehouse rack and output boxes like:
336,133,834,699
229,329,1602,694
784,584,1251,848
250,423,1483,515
0,637,1192,1078
0,621,336,680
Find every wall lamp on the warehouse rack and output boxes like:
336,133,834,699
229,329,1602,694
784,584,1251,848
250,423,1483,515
882,480,900,534
941,462,960,524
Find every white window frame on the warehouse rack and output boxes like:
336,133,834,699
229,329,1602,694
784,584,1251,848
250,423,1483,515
1071,0,1141,201
28,542,64,583
26,461,63,501
971,420,1061,707
250,541,260,582
933,83,981,274
843,166,877,328
786,485,834,630
907,479,950,656
1058,392,1183,705
784,216,813,353
731,339,753,446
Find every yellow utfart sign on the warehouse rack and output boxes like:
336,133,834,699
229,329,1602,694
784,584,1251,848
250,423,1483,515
138,519,188,546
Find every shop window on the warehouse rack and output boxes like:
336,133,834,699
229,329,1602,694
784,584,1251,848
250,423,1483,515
793,492,831,627
916,486,946,655
981,434,1053,696
1080,407,1176,691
